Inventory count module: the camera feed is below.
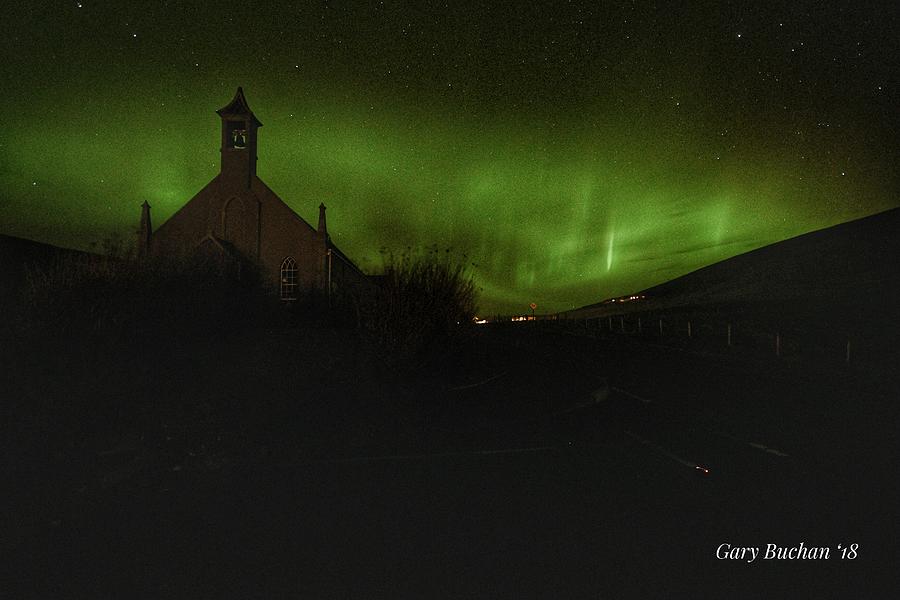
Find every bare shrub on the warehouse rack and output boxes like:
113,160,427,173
360,248,478,367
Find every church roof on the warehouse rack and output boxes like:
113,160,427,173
216,86,263,127
327,239,366,276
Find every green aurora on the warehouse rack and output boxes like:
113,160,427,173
2,2,896,315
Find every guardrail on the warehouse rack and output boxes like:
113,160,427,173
500,310,897,376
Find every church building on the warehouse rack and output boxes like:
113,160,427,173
138,87,369,300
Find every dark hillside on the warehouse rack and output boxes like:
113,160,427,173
573,206,900,318
563,208,900,384
641,207,900,306
0,234,94,300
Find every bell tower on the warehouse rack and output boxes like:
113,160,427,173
216,87,262,188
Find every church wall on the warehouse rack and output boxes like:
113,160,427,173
220,194,258,256
151,175,329,293
253,179,326,291
150,178,221,257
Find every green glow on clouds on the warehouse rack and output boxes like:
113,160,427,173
1,1,896,314
0,84,895,317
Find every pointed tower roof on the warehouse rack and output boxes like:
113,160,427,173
216,86,262,127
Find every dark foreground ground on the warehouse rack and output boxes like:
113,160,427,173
3,322,899,599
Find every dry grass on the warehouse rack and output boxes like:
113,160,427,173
2,244,482,490
358,248,478,368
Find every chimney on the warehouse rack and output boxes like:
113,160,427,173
138,200,152,257
318,202,327,235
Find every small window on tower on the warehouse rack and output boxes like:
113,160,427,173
227,121,247,148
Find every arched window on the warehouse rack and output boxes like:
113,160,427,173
280,257,298,301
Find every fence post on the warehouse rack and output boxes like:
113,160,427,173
620,316,625,333
638,317,642,334
608,316,612,331
727,323,732,347
659,318,663,336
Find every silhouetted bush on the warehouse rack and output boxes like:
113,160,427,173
3,250,276,465
2,241,481,491
359,248,478,368
16,251,269,344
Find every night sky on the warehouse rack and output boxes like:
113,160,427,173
2,1,897,314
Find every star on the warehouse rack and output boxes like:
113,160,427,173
0,0,893,315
